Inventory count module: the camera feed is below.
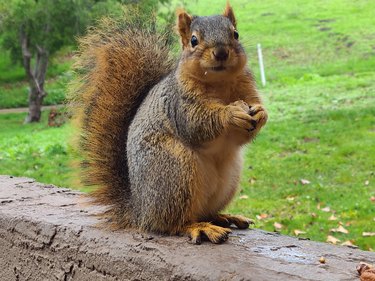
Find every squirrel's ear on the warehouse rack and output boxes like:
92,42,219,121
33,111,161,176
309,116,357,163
223,1,237,28
176,9,192,48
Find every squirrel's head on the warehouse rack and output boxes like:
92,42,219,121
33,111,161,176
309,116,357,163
176,3,247,82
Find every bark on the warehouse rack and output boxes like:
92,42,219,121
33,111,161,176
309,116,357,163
20,27,48,123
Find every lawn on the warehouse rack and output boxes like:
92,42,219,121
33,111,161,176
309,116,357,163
0,0,374,250
0,112,78,188
185,0,375,81
232,72,375,250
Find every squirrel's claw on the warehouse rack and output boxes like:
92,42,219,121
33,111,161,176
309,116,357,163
212,214,254,229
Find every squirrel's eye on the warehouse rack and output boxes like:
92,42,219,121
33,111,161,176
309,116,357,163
234,30,239,40
191,35,198,47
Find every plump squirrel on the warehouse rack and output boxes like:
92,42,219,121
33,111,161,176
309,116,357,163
69,3,267,244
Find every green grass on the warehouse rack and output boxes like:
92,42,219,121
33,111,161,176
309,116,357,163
0,112,77,188
185,0,375,83
0,0,374,250
229,72,375,250
0,52,25,83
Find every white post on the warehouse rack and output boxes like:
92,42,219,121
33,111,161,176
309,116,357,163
257,43,266,87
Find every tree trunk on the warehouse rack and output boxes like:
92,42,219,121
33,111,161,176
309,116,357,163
20,28,48,123
25,88,44,123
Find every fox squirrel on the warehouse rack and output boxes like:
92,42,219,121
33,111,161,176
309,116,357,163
69,3,267,244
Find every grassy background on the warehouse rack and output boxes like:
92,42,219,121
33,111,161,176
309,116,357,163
0,48,72,109
0,113,77,187
0,0,374,249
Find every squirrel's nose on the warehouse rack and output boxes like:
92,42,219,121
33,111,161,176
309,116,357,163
213,47,229,61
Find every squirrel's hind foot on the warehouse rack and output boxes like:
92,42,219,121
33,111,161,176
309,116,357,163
185,222,231,245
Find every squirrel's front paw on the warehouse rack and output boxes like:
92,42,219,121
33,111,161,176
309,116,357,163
226,102,255,132
249,104,268,130
231,100,250,113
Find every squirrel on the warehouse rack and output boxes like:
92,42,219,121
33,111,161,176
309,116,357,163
69,3,267,244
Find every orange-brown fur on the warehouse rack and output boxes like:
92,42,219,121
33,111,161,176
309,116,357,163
174,7,266,241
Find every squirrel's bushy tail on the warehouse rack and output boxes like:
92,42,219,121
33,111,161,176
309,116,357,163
68,16,173,227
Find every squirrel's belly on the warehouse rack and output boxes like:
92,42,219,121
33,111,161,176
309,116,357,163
194,134,244,219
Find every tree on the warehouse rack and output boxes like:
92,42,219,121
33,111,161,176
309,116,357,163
0,0,173,123
0,0,123,122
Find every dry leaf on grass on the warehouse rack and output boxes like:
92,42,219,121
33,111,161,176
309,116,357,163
330,225,349,234
364,180,370,186
300,179,311,185
363,232,375,237
274,222,283,230
248,178,256,185
294,229,306,236
326,235,340,244
321,206,331,212
256,213,269,220
341,240,355,247
328,214,338,220
239,195,249,199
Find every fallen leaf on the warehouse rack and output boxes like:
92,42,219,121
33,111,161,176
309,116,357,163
341,240,355,247
319,257,326,264
300,179,311,185
286,196,295,201
311,212,317,218
316,203,321,209
248,177,256,185
365,180,370,186
274,222,283,230
328,214,337,221
363,232,375,237
256,213,269,220
330,225,349,234
326,235,340,244
239,195,249,199
321,206,331,212
294,229,306,236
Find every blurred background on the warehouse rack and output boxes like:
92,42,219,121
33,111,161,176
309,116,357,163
0,0,374,250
